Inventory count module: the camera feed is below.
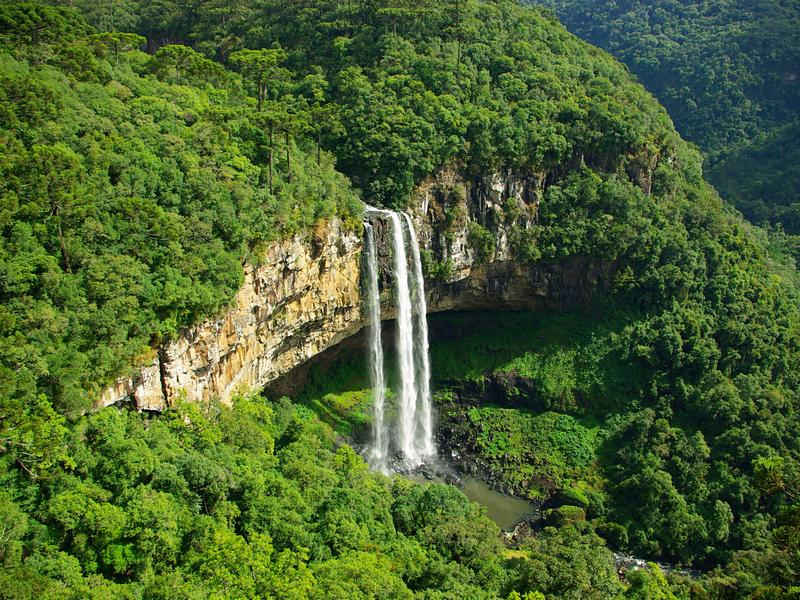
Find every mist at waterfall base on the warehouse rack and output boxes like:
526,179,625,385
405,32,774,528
363,208,436,473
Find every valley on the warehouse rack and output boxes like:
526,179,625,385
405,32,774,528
2,1,799,597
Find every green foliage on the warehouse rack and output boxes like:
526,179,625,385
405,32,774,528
428,310,639,409
0,394,532,598
545,505,587,527
428,286,800,575
290,348,381,440
0,3,92,47
149,43,230,87
297,287,800,585
2,1,800,597
420,248,455,282
468,221,496,264
510,225,542,264
229,47,289,111
64,0,678,208
535,0,800,238
441,402,602,501
310,389,374,441
536,0,800,156
624,565,678,600
88,32,145,61
707,120,800,237
0,6,360,453
506,523,625,599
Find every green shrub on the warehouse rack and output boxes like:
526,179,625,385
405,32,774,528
468,221,496,264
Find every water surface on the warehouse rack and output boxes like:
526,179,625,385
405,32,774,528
459,476,535,530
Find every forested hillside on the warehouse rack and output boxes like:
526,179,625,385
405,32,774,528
706,120,800,236
47,0,686,209
1,1,799,598
534,0,800,235
0,2,360,463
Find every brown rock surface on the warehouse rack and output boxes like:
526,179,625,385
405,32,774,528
99,170,613,410
98,219,363,409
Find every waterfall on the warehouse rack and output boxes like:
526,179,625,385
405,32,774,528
388,211,419,464
363,206,436,470
403,212,435,458
363,222,388,472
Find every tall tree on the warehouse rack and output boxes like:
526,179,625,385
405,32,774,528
229,47,289,112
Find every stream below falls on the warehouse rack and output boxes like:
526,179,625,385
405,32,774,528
405,464,537,531
459,476,537,530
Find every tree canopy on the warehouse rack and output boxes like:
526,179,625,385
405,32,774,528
2,1,800,597
533,0,800,246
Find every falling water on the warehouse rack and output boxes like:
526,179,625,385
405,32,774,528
363,222,388,472
388,211,419,464
402,212,435,458
363,206,435,470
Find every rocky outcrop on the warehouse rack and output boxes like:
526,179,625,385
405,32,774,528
374,167,613,315
99,219,363,409
99,169,615,411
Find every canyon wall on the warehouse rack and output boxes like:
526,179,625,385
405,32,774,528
99,219,364,410
99,170,614,410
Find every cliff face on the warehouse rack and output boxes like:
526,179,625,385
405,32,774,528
99,220,364,409
405,168,614,313
100,170,614,410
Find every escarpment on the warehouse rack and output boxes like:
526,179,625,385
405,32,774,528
99,219,364,410
100,169,616,411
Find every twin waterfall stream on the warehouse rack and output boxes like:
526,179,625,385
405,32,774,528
362,208,538,533
363,208,436,472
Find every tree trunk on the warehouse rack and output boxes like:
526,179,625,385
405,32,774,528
56,218,71,273
456,38,462,81
455,0,462,82
269,126,274,195
285,130,291,184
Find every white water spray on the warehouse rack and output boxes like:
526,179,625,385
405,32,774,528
388,211,419,464
402,212,435,458
363,222,388,472
363,206,436,469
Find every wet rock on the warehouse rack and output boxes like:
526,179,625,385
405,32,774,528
444,472,461,486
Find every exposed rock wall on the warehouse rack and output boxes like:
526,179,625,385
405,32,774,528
99,169,614,411
376,168,612,314
99,219,363,409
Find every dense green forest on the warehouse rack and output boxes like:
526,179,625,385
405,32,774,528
2,392,689,599
533,0,800,236
1,1,800,598
0,2,361,466
706,120,800,236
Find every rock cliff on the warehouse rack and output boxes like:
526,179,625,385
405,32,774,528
99,170,614,410
99,219,364,409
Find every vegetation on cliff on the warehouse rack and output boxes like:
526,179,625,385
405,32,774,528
533,0,800,242
0,3,360,466
1,392,683,599
706,120,800,236
46,0,681,209
301,305,800,595
1,0,800,597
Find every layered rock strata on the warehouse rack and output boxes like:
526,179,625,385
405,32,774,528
99,170,614,410
99,219,363,410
